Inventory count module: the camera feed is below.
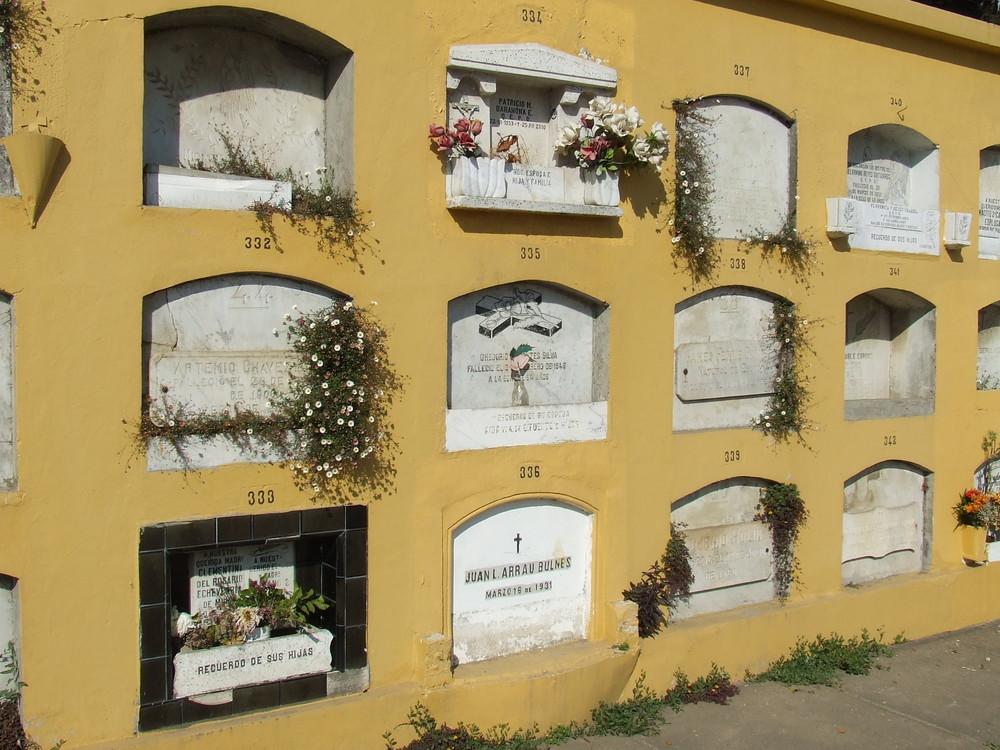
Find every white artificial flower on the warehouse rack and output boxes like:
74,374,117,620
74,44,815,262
554,123,582,151
606,112,633,137
632,139,653,161
586,96,616,122
651,122,669,144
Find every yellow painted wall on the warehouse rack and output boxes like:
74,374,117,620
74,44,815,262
0,0,998,748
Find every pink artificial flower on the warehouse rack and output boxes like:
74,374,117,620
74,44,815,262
580,136,611,163
470,119,484,136
435,133,455,151
428,123,446,138
580,113,595,128
456,131,477,150
454,118,470,133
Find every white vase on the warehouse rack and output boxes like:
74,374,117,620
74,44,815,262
582,169,620,206
245,625,271,642
448,157,507,199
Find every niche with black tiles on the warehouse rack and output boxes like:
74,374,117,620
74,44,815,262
137,506,367,731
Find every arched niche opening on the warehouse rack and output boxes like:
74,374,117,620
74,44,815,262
980,145,1000,260
679,96,794,239
143,7,353,209
842,461,931,585
451,498,592,664
142,273,343,470
0,575,18,695
977,301,1000,390
670,477,773,618
673,286,781,432
844,288,935,420
446,281,609,451
842,124,939,254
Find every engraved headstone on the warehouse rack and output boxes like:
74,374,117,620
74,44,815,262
842,462,927,585
446,283,609,451
673,288,777,432
980,147,1000,260
671,479,773,618
845,295,891,400
0,576,16,694
844,125,939,255
452,500,592,664
144,274,338,470
189,542,295,615
699,99,792,239
173,629,333,698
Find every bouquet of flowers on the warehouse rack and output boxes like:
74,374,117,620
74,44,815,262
428,117,486,158
173,576,328,650
554,96,669,174
953,489,1000,530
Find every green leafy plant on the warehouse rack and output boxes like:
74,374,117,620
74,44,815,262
662,664,740,712
140,300,401,502
669,98,721,283
752,299,815,443
587,674,663,737
177,576,329,650
186,130,372,264
739,211,818,281
755,483,808,602
747,630,894,686
623,523,694,637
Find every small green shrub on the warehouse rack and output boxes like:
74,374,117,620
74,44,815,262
662,664,740,712
587,674,663,737
623,523,694,638
747,630,894,686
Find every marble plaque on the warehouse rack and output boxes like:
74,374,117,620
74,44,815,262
489,87,553,166
447,283,609,451
0,578,16,695
506,164,565,203
673,288,776,431
849,203,939,254
173,629,333,698
144,275,338,470
980,148,1000,260
675,341,776,401
452,500,591,664
842,463,927,585
847,159,911,206
144,27,326,183
189,543,295,614
700,100,791,238
671,479,773,618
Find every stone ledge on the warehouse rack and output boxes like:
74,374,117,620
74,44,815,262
447,196,622,217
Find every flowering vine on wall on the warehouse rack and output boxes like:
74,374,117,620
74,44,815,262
752,299,815,443
754,483,808,602
670,98,720,283
139,300,401,502
0,0,49,98
739,211,819,282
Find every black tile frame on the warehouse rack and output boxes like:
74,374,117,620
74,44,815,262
138,507,367,732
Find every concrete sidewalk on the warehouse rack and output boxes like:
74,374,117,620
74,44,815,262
559,620,1000,750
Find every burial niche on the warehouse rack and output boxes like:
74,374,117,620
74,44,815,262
143,8,353,209
978,302,1000,390
451,499,592,664
0,293,13,490
844,289,935,420
980,146,1000,260
841,124,939,254
446,282,609,451
0,575,18,694
684,97,794,239
674,286,779,432
138,508,367,730
842,462,931,585
670,478,773,618
142,273,341,470
444,43,620,214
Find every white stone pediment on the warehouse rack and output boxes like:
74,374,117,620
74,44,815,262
448,44,617,89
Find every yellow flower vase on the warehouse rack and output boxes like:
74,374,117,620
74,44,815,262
961,525,988,564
